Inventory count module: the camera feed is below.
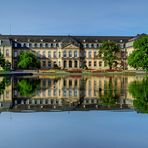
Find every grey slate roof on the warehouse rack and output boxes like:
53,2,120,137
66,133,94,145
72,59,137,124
0,38,11,46
0,35,133,43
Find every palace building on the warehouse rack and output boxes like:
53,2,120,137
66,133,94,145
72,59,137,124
0,34,136,70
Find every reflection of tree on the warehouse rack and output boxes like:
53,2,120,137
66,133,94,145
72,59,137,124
0,77,11,94
17,79,40,97
128,77,148,113
100,77,119,107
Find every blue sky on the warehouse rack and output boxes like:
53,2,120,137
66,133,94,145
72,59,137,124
0,0,148,36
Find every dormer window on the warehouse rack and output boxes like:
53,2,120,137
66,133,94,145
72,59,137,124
48,43,51,48
88,43,92,48
32,43,35,48
21,43,24,47
37,43,40,48
41,39,43,42
83,40,86,42
26,43,29,48
94,43,97,48
14,43,17,48
53,39,56,42
83,43,87,48
53,43,57,48
42,43,45,48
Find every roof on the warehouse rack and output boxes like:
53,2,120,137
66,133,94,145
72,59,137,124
0,35,133,43
0,38,11,46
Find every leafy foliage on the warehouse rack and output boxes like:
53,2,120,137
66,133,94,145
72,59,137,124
0,52,11,71
128,35,148,71
128,77,148,113
100,78,119,107
100,41,120,69
17,51,40,69
17,79,40,97
0,77,11,94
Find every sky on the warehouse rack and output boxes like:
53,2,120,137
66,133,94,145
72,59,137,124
0,0,148,36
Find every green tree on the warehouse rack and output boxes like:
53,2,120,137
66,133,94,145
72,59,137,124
128,35,148,71
100,41,120,70
17,79,40,97
128,77,148,113
0,77,11,94
0,52,11,71
17,51,40,69
99,78,119,107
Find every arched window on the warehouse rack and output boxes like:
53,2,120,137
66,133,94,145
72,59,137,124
74,51,77,58
69,61,72,68
63,50,66,58
69,50,72,57
74,61,77,68
42,51,46,58
6,49,9,57
88,51,92,58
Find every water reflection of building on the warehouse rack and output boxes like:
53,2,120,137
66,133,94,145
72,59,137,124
0,76,145,112
0,77,12,109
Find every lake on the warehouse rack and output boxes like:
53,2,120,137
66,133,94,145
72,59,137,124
0,75,147,148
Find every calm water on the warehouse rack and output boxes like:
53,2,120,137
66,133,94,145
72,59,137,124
0,75,147,148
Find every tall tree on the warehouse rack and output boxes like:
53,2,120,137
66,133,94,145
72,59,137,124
17,51,40,69
128,35,148,71
128,77,148,113
100,41,120,70
0,52,11,71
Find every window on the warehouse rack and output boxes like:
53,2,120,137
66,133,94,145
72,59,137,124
63,50,66,58
74,89,77,97
89,61,91,66
53,43,57,48
88,51,92,58
104,61,107,67
94,51,97,57
99,61,102,67
48,51,51,58
69,50,72,57
59,52,61,58
42,51,46,58
48,61,51,68
14,43,17,48
37,51,40,58
84,51,86,57
42,43,45,48
74,51,77,58
29,43,32,48
37,43,40,48
26,43,29,48
21,43,24,47
99,51,102,57
42,61,46,67
48,89,51,96
14,51,17,57
48,43,51,48
94,43,97,48
54,51,57,58
32,43,35,48
83,43,87,48
6,49,9,57
94,61,97,67
88,43,92,48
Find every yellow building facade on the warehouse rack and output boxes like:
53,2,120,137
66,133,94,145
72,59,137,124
0,35,138,70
